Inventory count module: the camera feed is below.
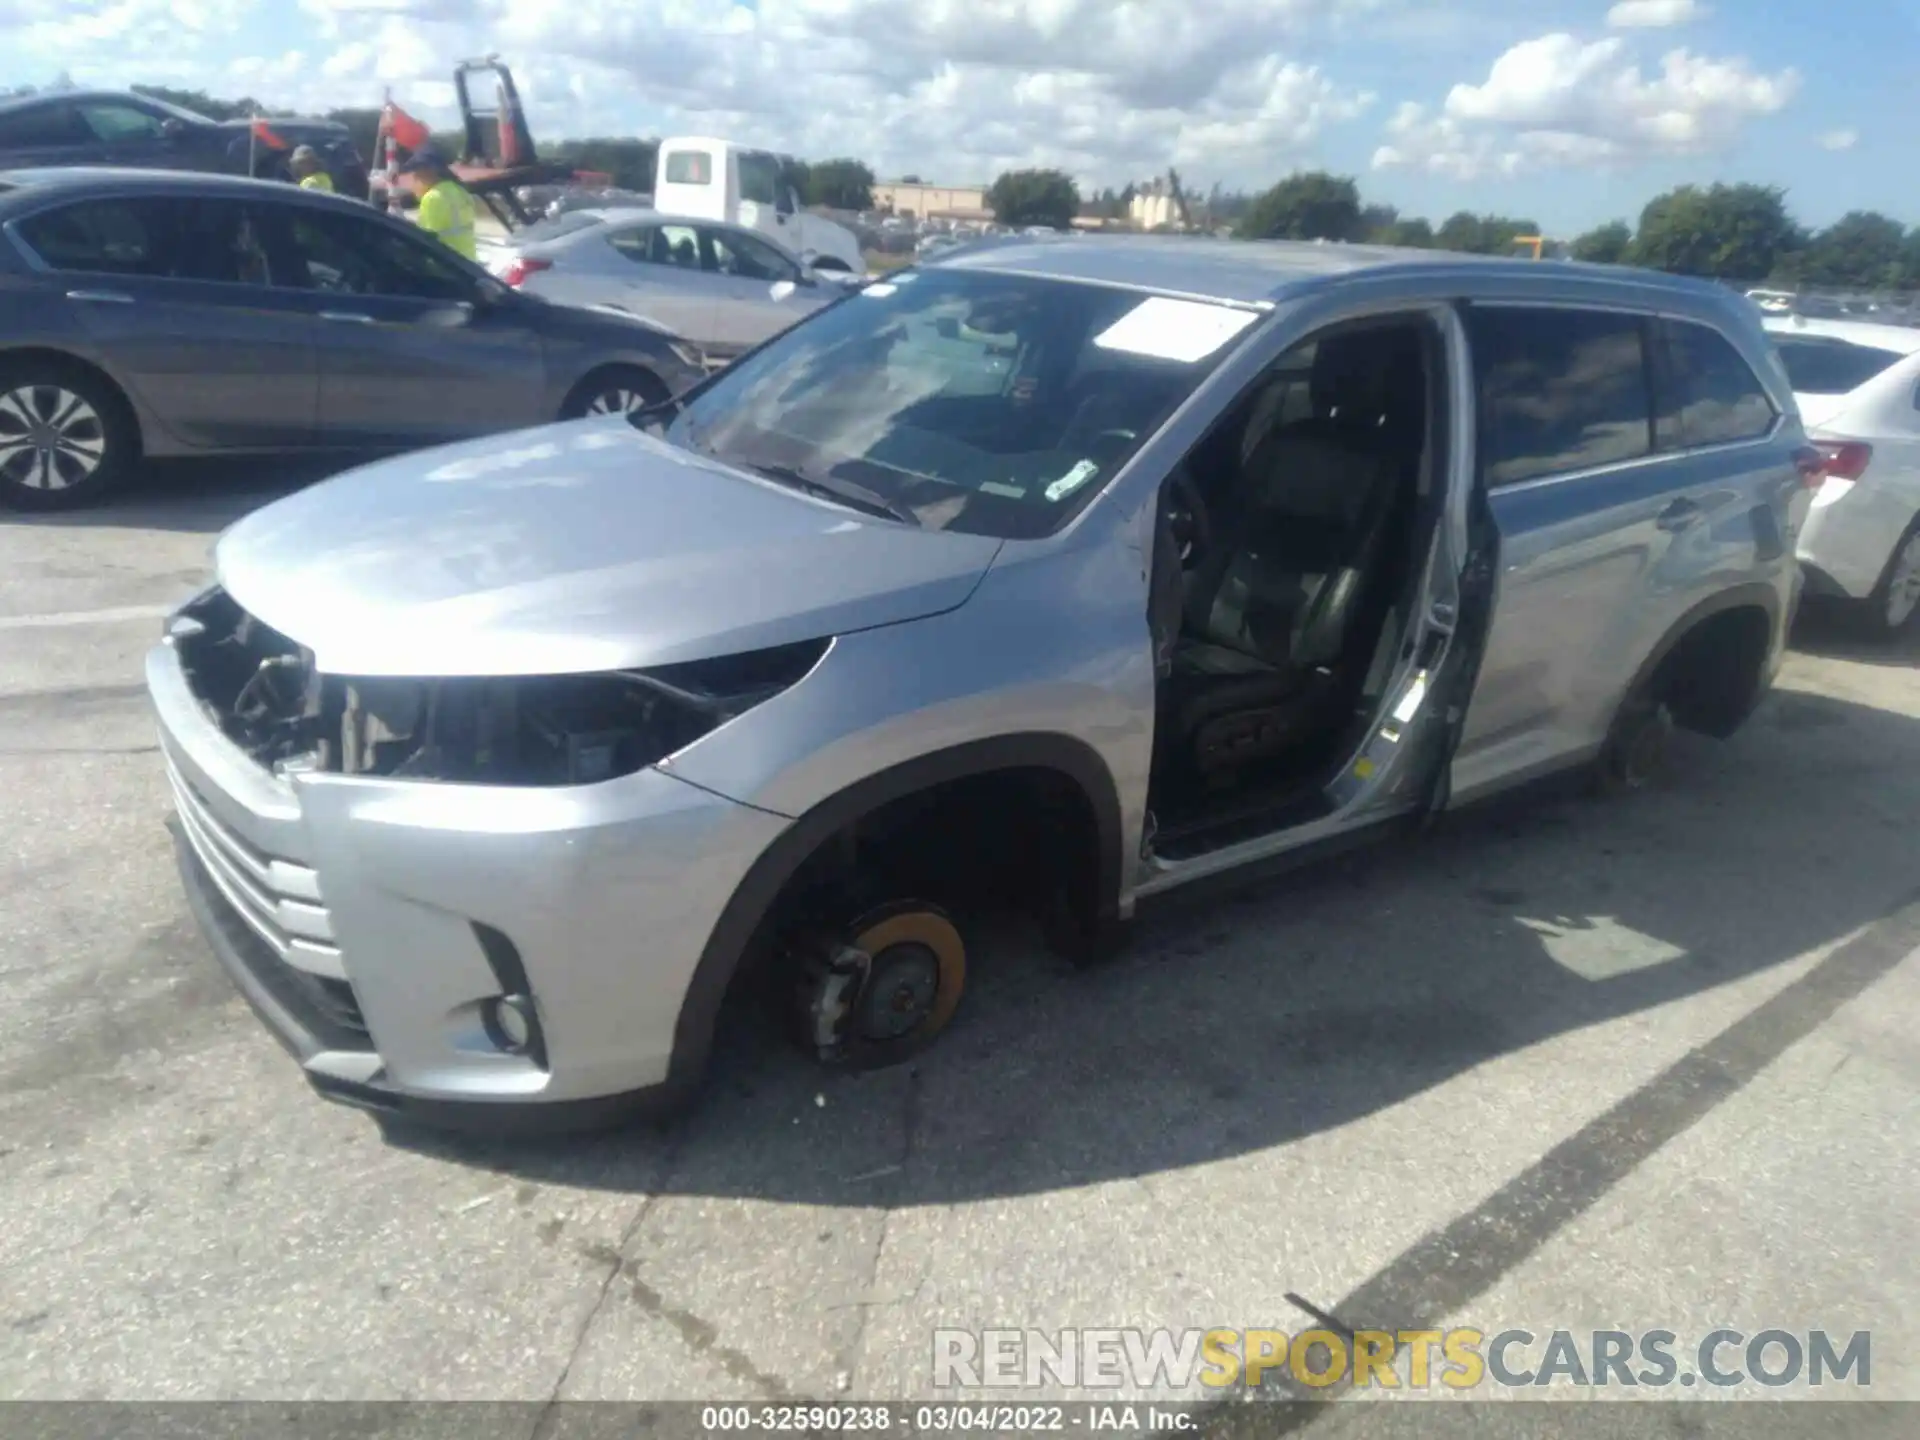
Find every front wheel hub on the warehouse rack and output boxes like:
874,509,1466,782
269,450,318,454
792,902,966,1068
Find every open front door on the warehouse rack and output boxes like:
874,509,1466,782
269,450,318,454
1322,304,1497,822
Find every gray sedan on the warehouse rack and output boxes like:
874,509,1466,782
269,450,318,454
485,210,842,362
0,168,706,510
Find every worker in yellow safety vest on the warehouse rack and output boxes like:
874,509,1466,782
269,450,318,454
289,146,334,193
395,147,477,261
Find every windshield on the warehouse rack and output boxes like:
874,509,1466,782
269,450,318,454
663,268,1259,538
1773,337,1907,397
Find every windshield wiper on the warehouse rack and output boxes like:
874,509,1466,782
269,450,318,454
742,462,921,527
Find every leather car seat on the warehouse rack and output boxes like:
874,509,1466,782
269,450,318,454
1167,329,1426,776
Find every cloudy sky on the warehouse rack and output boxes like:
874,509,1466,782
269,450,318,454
1,0,1908,233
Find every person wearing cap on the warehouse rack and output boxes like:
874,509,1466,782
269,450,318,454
396,147,477,261
289,145,334,193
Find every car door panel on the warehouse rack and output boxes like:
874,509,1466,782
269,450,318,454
600,224,718,350
16,194,316,449
1446,306,1687,804
282,209,545,447
701,227,805,353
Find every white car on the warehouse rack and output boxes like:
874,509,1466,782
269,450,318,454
1765,315,1920,634
485,210,840,363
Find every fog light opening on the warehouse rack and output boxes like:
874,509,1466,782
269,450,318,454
484,994,538,1056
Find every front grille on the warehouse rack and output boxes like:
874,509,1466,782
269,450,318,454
177,839,370,1052
166,757,367,1043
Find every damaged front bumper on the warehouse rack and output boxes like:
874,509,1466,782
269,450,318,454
148,637,789,1131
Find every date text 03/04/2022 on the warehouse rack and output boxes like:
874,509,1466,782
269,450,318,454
696,1405,1196,1433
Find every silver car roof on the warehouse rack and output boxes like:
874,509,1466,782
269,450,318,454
937,234,1745,313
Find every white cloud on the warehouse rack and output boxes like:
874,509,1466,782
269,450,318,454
9,0,1385,188
1373,32,1797,179
1817,128,1859,152
1605,0,1703,27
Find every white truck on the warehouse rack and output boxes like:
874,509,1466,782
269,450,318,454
653,138,866,275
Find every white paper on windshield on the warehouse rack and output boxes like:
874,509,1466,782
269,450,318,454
1093,297,1258,364
1045,459,1101,502
860,282,898,298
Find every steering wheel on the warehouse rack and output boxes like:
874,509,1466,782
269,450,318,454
1164,467,1213,569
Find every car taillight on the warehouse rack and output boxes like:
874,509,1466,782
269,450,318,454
500,256,552,287
1812,439,1872,482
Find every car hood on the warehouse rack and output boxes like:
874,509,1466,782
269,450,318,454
215,424,1003,677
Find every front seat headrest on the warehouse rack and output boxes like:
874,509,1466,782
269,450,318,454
1309,332,1388,425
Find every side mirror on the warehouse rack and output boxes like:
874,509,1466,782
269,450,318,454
777,187,797,218
769,280,797,302
160,118,187,140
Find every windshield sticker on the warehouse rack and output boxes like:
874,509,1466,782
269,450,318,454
860,282,898,298
1093,296,1259,364
1045,459,1101,502
980,481,1027,499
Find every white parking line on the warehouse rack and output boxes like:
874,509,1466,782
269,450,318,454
0,603,172,632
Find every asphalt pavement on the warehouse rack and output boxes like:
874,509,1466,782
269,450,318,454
1,458,1915,1424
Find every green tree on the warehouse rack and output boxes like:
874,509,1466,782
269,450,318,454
1627,183,1798,281
1359,202,1399,242
803,157,875,211
1897,228,1920,290
1434,211,1540,254
1379,217,1435,249
987,168,1080,229
1235,171,1363,242
1571,220,1632,265
1799,211,1906,288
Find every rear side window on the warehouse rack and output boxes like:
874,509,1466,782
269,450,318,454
1470,307,1653,488
1662,320,1776,446
1772,338,1906,397
0,103,87,148
663,150,711,185
15,197,272,285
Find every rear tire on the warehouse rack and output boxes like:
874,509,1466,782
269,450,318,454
1861,521,1920,638
560,366,670,421
1595,692,1674,797
0,362,138,511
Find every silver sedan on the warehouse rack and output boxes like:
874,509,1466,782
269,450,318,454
485,209,843,363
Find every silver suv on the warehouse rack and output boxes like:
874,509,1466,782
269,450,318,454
148,238,1815,1130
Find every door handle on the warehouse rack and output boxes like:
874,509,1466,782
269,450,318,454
66,289,134,304
318,310,376,325
1656,498,1702,532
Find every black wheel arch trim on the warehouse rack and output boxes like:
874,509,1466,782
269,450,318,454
1615,579,1783,734
664,732,1126,1097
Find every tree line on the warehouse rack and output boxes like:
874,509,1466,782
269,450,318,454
35,82,1916,288
986,164,1920,291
